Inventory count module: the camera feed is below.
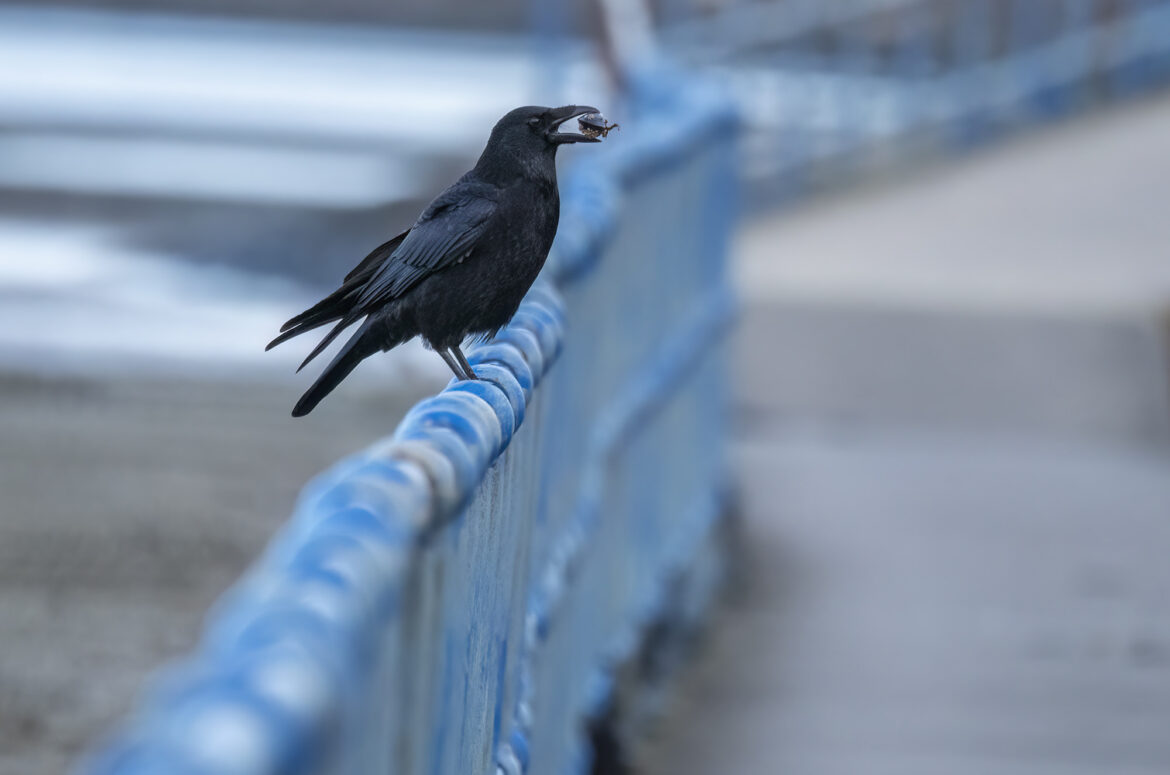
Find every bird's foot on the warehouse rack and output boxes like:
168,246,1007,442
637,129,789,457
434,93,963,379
451,345,479,381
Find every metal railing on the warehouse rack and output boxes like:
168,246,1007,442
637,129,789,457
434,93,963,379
659,0,1170,201
78,65,739,775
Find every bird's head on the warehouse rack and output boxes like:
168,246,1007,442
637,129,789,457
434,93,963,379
475,105,609,183
493,105,608,150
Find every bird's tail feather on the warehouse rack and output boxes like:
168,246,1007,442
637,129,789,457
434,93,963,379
281,288,348,333
266,319,326,351
292,318,386,417
295,313,361,373
266,289,354,351
267,230,412,353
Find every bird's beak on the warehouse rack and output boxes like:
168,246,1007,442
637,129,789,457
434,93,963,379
547,105,604,144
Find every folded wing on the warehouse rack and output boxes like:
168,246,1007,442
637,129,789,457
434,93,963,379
266,183,499,373
354,187,498,309
265,229,409,351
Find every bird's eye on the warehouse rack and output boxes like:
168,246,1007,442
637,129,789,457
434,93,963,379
528,116,541,128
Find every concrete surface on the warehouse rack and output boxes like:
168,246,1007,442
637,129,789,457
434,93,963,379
733,92,1170,444
641,91,1170,775
735,94,1170,316
735,300,1170,443
644,430,1170,775
0,374,428,775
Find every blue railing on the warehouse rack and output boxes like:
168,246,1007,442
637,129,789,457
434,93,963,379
659,0,1170,201
78,66,739,775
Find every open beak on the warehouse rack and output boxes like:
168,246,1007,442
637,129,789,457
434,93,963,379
547,105,603,144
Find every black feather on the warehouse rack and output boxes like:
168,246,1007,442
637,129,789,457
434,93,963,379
296,314,360,373
291,318,384,417
267,104,604,415
266,230,409,350
354,189,497,309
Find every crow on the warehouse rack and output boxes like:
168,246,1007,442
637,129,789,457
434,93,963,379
267,105,606,417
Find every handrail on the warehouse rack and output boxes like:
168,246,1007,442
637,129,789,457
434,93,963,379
78,65,740,775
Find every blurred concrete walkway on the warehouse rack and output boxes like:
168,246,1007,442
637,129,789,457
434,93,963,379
0,375,429,775
736,96,1170,316
644,94,1170,773
650,431,1170,774
735,94,1170,443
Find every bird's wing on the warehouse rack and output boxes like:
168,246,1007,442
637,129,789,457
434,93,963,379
343,229,411,284
354,186,498,309
265,229,410,351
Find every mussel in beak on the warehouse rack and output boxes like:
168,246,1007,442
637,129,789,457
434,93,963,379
577,112,620,139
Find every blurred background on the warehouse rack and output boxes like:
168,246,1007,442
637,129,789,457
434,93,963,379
2,1,1170,773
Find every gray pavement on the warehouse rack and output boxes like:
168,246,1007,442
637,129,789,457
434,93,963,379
735,94,1170,316
0,374,429,775
733,92,1170,445
648,431,1170,774
642,92,1170,773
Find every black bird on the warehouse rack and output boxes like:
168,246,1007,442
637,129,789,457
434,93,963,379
267,105,606,417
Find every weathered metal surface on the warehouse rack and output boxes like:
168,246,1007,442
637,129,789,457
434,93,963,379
77,68,739,775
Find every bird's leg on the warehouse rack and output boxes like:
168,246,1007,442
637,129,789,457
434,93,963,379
437,348,466,380
451,345,479,380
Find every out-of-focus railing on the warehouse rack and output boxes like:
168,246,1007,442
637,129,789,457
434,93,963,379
657,0,1170,202
77,66,738,775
